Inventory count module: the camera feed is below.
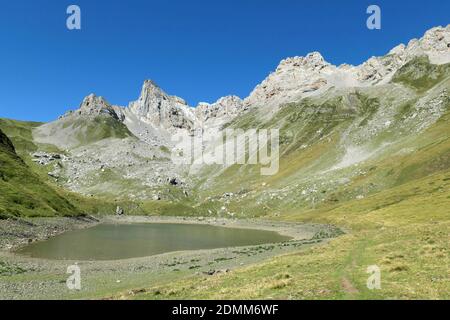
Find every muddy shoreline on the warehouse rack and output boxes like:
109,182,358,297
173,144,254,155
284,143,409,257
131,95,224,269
0,216,342,300
0,216,100,251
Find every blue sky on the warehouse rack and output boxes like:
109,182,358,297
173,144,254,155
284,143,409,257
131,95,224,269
0,0,449,122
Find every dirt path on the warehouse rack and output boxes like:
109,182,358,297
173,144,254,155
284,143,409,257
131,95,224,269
341,277,359,295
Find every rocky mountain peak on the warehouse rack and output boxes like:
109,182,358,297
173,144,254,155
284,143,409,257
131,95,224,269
356,25,450,84
50,25,449,136
244,52,335,109
277,52,329,72
245,25,450,109
128,80,194,130
138,80,188,107
66,94,124,121
405,25,450,64
80,94,110,110
195,95,244,123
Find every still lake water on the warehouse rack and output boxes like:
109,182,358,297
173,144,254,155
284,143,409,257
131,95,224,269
16,223,291,261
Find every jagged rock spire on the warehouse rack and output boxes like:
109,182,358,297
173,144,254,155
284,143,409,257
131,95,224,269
128,80,194,130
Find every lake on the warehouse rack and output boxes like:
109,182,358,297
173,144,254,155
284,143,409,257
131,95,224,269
16,223,292,260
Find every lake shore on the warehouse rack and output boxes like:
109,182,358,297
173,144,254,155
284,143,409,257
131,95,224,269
0,216,100,251
0,215,341,251
0,216,342,300
105,215,339,241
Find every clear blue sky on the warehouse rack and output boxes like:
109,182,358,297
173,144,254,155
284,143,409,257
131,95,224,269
0,0,449,122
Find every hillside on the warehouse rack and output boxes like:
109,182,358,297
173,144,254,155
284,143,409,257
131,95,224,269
0,128,81,218
191,57,450,217
0,27,449,218
0,25,449,299
113,54,450,300
131,170,449,299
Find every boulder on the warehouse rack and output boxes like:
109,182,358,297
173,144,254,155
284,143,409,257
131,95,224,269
116,206,125,216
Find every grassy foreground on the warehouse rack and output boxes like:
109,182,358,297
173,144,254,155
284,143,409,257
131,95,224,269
130,171,449,300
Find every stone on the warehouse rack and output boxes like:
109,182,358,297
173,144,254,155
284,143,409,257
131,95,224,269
77,94,124,121
48,172,60,179
128,80,195,131
169,177,181,186
116,206,124,216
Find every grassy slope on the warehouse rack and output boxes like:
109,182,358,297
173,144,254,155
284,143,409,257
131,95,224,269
72,116,135,146
134,171,449,300
392,56,450,93
0,58,448,299
0,128,82,218
125,58,450,300
190,58,450,217
132,109,450,299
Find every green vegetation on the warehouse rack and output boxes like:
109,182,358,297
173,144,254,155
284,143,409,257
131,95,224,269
392,56,450,93
0,54,449,299
0,118,41,155
71,115,135,146
0,261,26,276
0,128,81,219
0,117,196,219
119,62,450,300
131,171,450,300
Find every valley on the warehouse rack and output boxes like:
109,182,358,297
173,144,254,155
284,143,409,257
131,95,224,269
0,25,449,300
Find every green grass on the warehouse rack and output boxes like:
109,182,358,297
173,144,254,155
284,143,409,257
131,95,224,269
392,56,450,93
130,171,450,300
0,261,26,276
72,115,135,146
0,128,82,218
1,55,449,299
0,118,67,159
0,126,164,218
0,118,41,155
111,63,450,300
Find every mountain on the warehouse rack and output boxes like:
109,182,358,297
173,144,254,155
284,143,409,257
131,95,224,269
195,55,449,217
1,25,449,213
244,25,450,112
127,80,195,130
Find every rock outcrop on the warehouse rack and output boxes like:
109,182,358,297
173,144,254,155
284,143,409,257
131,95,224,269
21,25,450,202
63,94,125,121
52,25,449,135
244,25,450,109
115,206,124,216
128,80,196,130
244,52,337,109
195,95,244,124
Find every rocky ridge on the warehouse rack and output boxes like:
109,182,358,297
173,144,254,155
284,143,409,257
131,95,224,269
27,25,450,200
50,26,450,137
244,25,450,110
